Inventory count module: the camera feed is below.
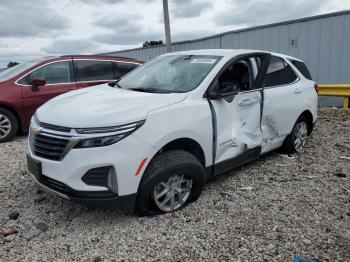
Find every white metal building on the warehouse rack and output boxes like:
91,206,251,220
104,10,350,106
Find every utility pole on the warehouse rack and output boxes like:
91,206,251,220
162,0,172,52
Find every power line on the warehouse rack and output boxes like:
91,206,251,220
14,0,73,47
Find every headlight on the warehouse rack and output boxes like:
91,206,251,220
74,120,145,148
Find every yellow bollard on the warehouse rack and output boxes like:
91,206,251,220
344,97,349,109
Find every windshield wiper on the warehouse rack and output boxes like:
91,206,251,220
128,87,173,93
108,79,121,88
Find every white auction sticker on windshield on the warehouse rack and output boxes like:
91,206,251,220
190,58,217,64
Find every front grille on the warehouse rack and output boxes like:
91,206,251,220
32,133,70,161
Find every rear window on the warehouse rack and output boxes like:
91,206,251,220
75,60,114,81
114,62,138,78
265,56,298,87
289,60,312,80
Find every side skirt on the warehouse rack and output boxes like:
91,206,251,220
208,146,261,177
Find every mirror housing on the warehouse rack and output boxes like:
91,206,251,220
208,81,239,100
31,78,46,91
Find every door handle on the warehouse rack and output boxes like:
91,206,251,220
294,88,302,94
238,98,258,106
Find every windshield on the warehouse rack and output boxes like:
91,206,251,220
118,55,221,93
0,61,39,82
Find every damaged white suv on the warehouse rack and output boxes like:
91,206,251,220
27,49,318,215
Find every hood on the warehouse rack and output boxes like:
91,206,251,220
36,84,187,128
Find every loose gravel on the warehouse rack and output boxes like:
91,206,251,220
0,108,349,261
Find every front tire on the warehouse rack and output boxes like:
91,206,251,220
282,115,308,154
0,108,18,143
136,150,207,216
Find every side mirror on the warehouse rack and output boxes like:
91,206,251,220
208,81,239,100
31,78,46,91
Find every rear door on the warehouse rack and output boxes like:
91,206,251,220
209,53,270,174
19,60,77,125
74,60,115,89
260,56,301,153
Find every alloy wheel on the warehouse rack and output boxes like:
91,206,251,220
0,114,11,139
293,121,307,152
153,174,193,212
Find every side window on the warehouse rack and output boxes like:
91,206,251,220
265,56,298,87
115,62,138,78
75,60,114,81
19,61,72,85
290,60,312,80
217,56,262,92
284,61,298,83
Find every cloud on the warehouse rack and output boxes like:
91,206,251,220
214,0,327,26
78,0,124,4
93,14,163,45
0,0,69,38
42,39,100,55
0,46,44,67
171,0,212,18
78,0,155,4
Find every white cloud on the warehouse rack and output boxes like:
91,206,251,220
0,0,348,67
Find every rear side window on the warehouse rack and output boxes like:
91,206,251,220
114,62,138,78
285,63,298,83
75,60,114,81
19,61,72,85
289,60,312,80
265,56,298,87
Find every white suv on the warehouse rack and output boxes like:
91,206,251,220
27,49,318,215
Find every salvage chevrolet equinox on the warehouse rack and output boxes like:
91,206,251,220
27,49,318,215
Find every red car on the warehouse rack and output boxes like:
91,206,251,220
0,55,142,142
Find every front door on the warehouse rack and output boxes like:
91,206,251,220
208,53,270,174
19,60,77,128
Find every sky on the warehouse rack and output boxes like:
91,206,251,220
0,0,349,67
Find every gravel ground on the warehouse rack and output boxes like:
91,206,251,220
0,108,349,261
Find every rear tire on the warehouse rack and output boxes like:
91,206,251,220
0,108,18,143
282,115,308,154
136,150,207,216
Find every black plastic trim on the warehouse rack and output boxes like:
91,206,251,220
211,146,261,176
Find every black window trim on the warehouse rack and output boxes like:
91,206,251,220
264,56,300,89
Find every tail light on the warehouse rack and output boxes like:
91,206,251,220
314,84,319,94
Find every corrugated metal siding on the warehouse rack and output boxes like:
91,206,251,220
105,11,350,106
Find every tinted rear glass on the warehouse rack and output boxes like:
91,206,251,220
265,56,298,87
290,60,312,80
265,57,287,87
115,62,138,78
284,62,298,83
75,60,114,81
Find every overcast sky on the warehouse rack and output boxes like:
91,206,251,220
0,0,349,67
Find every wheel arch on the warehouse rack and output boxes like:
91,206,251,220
140,137,208,183
0,103,21,134
299,110,314,135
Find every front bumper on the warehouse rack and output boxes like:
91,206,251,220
27,128,155,214
30,169,137,214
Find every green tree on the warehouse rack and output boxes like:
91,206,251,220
142,40,163,47
7,61,19,68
